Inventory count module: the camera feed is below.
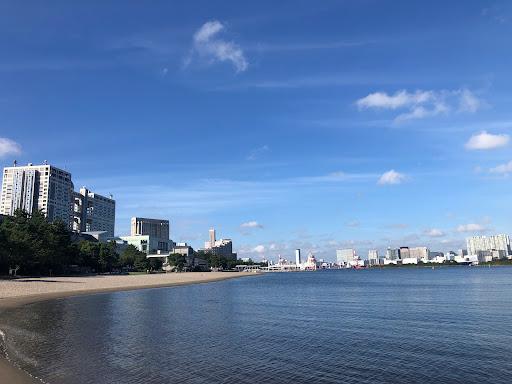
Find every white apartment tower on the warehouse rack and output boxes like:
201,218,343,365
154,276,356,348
0,162,74,227
466,235,511,257
73,187,116,237
295,249,302,266
336,248,357,265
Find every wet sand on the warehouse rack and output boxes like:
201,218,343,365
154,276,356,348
0,272,257,383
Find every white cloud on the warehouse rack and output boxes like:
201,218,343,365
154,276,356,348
188,20,248,72
456,223,486,233
240,221,263,229
377,170,406,185
246,145,269,160
490,160,512,174
356,88,481,122
356,90,434,110
425,228,445,237
465,131,509,150
252,245,265,254
0,137,22,158
458,88,482,112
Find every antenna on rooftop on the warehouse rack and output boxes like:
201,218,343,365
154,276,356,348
13,160,17,167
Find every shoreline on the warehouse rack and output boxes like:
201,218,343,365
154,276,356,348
0,272,258,384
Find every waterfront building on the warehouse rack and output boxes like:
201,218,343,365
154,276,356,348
409,247,430,261
0,162,74,227
73,187,115,237
386,247,400,260
336,248,357,266
295,249,302,266
203,228,237,260
303,253,318,270
399,247,410,259
466,235,511,259
368,249,379,266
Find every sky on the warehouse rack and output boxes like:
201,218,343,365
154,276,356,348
1,0,511,261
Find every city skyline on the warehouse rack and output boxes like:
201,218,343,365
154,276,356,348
1,1,511,261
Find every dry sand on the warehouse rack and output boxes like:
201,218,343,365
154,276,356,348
0,271,257,383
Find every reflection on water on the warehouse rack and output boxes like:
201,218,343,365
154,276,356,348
2,268,512,384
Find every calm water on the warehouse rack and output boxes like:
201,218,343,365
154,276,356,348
2,268,512,384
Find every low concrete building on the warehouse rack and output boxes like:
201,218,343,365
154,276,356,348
120,235,173,255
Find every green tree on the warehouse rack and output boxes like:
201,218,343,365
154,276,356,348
167,253,187,272
96,241,119,273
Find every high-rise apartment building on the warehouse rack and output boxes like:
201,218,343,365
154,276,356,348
386,247,400,260
368,249,379,265
399,247,410,259
466,235,511,258
409,247,430,260
295,249,302,266
0,162,74,227
73,187,116,237
336,248,356,265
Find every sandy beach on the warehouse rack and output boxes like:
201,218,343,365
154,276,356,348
0,272,257,383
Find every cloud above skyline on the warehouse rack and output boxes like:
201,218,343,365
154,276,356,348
0,138,22,158
465,131,510,150
187,20,248,72
456,223,487,233
425,228,445,237
240,220,263,229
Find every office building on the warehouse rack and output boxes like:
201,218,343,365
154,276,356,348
399,247,410,259
123,217,172,255
204,228,236,260
295,249,302,266
0,162,74,227
336,248,356,265
73,187,115,237
131,217,169,240
173,242,194,257
368,249,379,265
120,235,173,254
386,247,400,260
409,247,430,260
466,235,511,259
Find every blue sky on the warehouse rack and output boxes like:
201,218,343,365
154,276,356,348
1,0,511,261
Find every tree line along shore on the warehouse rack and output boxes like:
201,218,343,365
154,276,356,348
0,210,262,277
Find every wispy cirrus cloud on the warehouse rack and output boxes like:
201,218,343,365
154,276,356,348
356,88,482,122
249,38,376,53
377,170,406,185
186,20,248,72
246,145,269,160
240,221,263,229
0,138,22,158
465,131,509,150
456,223,487,233
489,160,512,175
425,228,445,237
